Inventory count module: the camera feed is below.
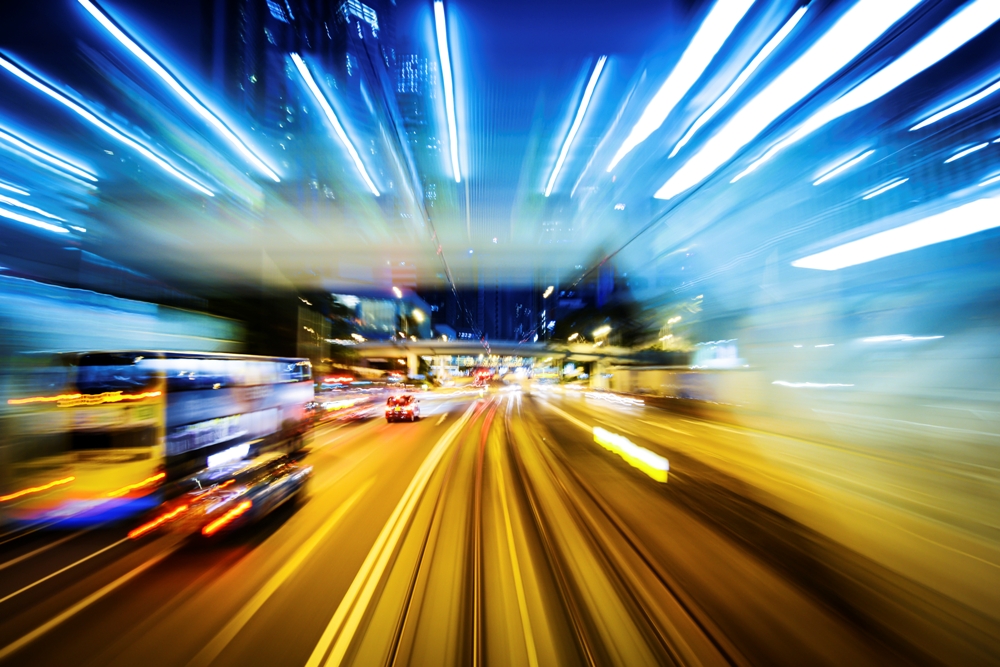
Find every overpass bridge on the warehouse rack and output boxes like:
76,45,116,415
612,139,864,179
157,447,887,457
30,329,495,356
350,339,673,378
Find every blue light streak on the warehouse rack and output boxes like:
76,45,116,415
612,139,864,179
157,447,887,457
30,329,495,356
0,128,97,182
0,180,29,197
862,177,908,200
434,1,461,183
290,53,380,197
794,196,1000,270
78,0,280,183
813,149,875,186
732,0,1000,182
0,206,68,234
545,56,606,197
944,142,989,164
0,194,65,221
608,0,756,172
911,78,1000,131
656,0,923,200
670,5,808,159
0,54,214,197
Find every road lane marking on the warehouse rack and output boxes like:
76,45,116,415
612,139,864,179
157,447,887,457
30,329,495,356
494,444,539,667
0,541,177,661
305,402,478,667
0,522,60,548
0,535,130,606
680,419,746,435
435,412,448,426
0,531,83,572
595,417,637,436
187,480,374,667
539,400,591,433
639,420,692,436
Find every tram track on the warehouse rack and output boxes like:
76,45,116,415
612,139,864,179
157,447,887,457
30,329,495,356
506,395,745,667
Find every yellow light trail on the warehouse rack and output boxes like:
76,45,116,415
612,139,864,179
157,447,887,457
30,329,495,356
0,476,75,502
107,472,166,498
7,390,161,406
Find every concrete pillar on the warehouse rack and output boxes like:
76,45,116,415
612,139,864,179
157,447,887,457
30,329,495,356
591,360,609,390
407,352,419,378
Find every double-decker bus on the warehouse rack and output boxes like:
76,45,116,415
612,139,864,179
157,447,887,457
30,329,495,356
1,351,313,526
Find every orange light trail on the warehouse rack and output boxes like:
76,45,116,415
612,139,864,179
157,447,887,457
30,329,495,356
202,500,252,536
7,390,161,406
192,479,235,501
0,476,75,502
129,504,189,539
107,472,166,498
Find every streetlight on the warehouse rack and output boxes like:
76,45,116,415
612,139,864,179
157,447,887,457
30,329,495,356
542,285,554,298
412,308,425,323
592,325,611,337
392,286,403,299
568,332,579,342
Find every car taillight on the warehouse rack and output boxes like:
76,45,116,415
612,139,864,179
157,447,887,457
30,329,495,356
129,504,188,539
202,500,252,536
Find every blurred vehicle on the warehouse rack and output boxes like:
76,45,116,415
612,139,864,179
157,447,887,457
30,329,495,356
385,394,420,422
128,452,312,540
2,351,313,526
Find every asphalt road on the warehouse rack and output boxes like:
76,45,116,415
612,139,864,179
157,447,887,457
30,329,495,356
0,389,989,666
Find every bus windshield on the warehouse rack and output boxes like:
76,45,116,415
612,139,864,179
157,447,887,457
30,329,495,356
76,353,158,393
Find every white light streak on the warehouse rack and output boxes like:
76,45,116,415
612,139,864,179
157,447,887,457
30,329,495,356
655,0,923,200
0,194,64,221
730,0,1000,181
980,173,1000,187
814,343,834,348
392,285,402,298
434,1,461,183
545,56,606,197
670,5,807,159
862,334,943,342
813,149,875,185
772,381,853,388
0,206,68,234
0,129,96,182
911,78,1000,131
207,443,249,468
862,177,908,200
0,180,29,197
793,196,1000,271
608,0,755,171
0,54,214,197
291,53,379,196
944,142,989,163
79,0,279,182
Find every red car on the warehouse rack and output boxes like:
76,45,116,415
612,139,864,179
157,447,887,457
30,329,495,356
385,395,420,422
